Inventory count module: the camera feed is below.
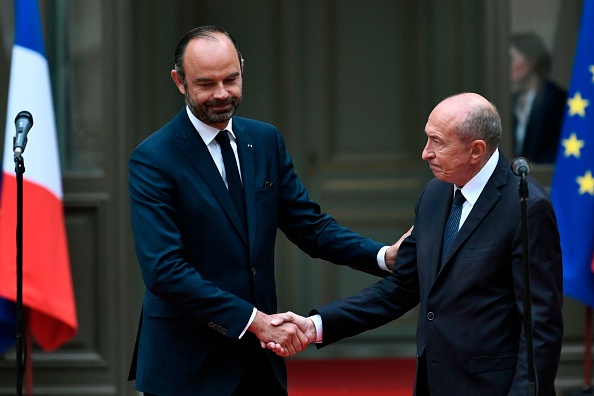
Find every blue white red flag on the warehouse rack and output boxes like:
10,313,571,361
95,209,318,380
0,0,77,352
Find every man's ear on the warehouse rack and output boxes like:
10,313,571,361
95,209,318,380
171,70,186,94
470,140,487,164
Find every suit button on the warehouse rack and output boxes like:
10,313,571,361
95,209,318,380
252,267,257,276
208,322,214,328
221,329,227,335
426,312,435,321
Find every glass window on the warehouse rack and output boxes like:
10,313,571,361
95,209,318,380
509,0,581,165
47,0,103,173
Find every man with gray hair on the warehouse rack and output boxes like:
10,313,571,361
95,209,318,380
273,92,563,395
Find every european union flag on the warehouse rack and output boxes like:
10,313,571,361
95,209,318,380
551,0,594,308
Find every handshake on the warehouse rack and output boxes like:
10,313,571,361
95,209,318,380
247,227,414,357
249,311,317,357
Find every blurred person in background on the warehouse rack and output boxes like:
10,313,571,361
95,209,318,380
510,31,567,163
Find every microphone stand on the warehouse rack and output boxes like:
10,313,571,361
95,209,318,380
14,152,26,396
518,172,537,396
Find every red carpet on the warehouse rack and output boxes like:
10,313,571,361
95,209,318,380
287,358,416,396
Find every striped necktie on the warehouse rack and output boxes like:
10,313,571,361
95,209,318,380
441,189,465,263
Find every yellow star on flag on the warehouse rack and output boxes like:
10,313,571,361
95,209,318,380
562,133,585,158
567,92,590,117
590,65,594,83
577,170,594,195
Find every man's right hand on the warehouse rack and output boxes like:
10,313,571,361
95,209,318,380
248,310,310,357
385,225,413,270
265,311,317,356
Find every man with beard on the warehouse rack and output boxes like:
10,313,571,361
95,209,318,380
127,26,407,396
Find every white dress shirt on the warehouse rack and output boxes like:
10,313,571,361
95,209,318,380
185,107,242,186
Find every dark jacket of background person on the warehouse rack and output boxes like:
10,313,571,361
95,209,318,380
512,80,567,163
510,31,567,164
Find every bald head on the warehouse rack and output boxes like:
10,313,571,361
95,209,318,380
433,93,502,154
435,92,494,123
422,93,502,186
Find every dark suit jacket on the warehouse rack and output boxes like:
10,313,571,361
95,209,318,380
513,80,567,163
127,108,385,395
313,152,563,395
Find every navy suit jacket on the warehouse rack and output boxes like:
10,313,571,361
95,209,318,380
127,108,386,395
313,153,563,395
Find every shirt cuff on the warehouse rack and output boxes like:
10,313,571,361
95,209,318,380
377,245,390,271
309,314,323,343
239,307,257,339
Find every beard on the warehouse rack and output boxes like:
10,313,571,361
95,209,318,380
185,90,242,126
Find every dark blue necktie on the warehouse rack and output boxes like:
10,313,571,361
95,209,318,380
215,130,246,230
442,189,465,263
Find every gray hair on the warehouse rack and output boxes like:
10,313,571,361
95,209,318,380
457,100,502,155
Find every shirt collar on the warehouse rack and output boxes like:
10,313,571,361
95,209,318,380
185,106,236,145
455,149,499,206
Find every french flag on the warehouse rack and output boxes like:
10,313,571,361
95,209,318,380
0,0,77,353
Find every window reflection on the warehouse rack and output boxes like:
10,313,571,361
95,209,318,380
509,31,567,163
48,0,103,173
509,0,578,165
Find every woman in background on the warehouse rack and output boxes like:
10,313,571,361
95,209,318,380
510,31,567,163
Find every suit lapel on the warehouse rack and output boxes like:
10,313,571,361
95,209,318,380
437,154,508,277
430,187,453,284
177,112,249,245
233,120,256,251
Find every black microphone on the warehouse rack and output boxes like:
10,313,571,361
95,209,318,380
511,157,530,176
13,111,33,155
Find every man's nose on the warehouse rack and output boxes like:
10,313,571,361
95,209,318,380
212,83,228,99
421,144,432,160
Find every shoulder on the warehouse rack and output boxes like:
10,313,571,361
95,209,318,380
135,109,190,149
233,116,285,149
130,109,194,166
541,80,567,103
233,116,279,134
526,176,552,201
416,178,450,207
425,178,449,193
503,170,552,210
